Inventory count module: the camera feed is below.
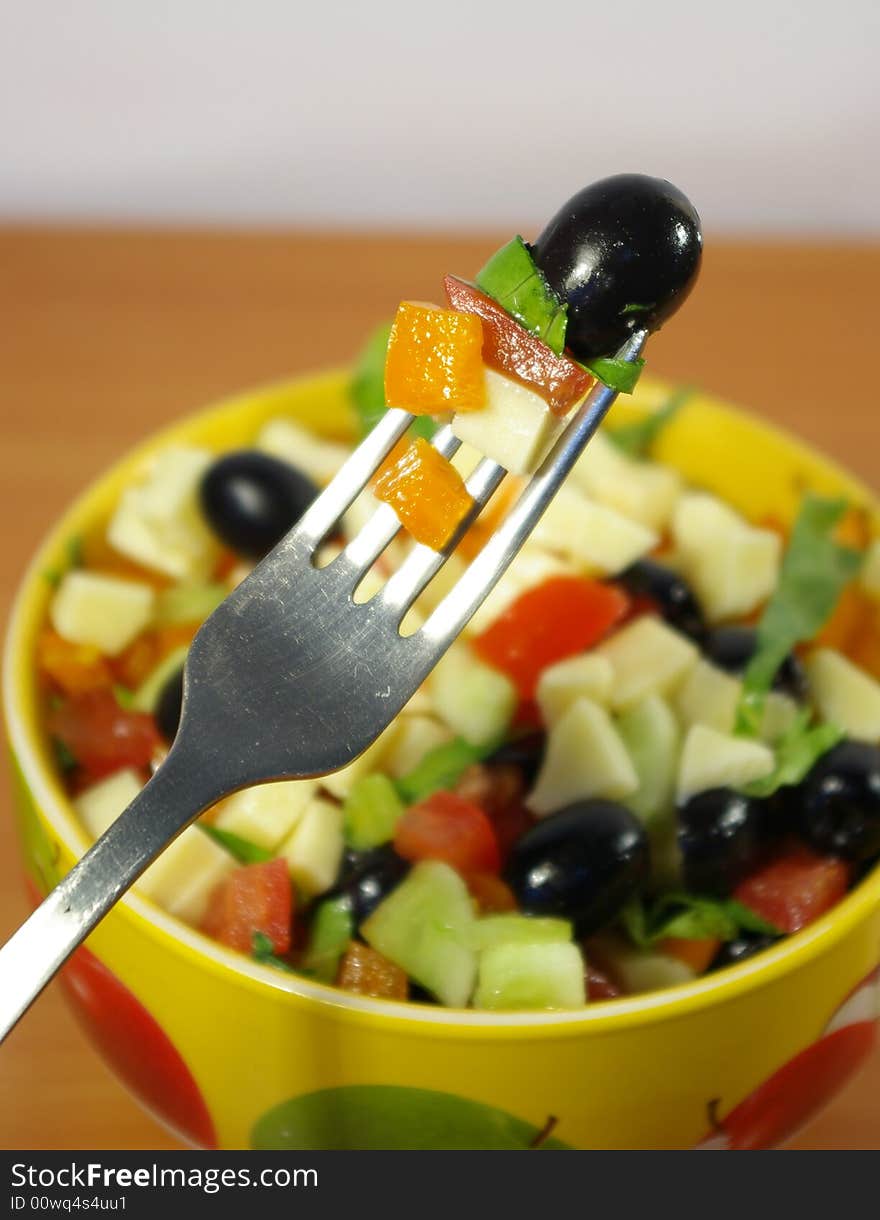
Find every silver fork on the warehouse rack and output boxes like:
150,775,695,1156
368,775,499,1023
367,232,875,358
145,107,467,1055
0,329,647,1040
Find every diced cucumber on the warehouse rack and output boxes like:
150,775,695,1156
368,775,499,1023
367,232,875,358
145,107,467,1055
473,942,586,1011
616,694,681,823
343,774,405,850
361,861,476,1007
677,724,775,802
136,825,235,924
74,768,143,839
805,648,880,742
154,583,226,625
531,486,658,576
278,797,344,897
301,896,354,982
131,645,189,713
452,369,564,475
430,643,516,748
50,570,155,657
536,653,614,726
597,617,698,711
469,915,572,952
527,697,638,815
570,428,682,532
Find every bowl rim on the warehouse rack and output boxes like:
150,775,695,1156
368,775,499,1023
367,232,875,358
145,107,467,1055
5,368,880,1037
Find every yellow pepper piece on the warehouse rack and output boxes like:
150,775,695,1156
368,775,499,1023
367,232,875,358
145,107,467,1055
384,301,486,415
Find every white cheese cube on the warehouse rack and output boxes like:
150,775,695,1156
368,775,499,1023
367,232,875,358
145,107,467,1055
321,721,402,799
451,369,564,475
278,797,344,896
213,779,317,850
571,429,682,531
136,825,235,925
257,418,350,485
677,724,775,802
74,769,144,839
430,643,517,747
531,487,657,576
107,446,219,582
384,715,454,779
50,570,155,656
536,654,615,726
805,648,880,742
596,618,698,711
527,697,639,815
673,659,742,734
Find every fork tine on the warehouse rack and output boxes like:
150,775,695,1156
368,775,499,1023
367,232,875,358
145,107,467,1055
379,455,507,615
293,407,414,549
342,423,463,572
421,329,649,645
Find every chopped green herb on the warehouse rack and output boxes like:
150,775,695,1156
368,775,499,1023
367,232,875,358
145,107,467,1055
199,824,273,864
301,896,353,982
584,356,646,396
622,892,780,947
476,236,567,354
620,302,656,316
113,684,136,710
736,496,862,736
44,534,85,587
343,774,405,850
607,385,693,458
51,737,78,774
744,711,844,797
395,736,499,804
251,931,296,973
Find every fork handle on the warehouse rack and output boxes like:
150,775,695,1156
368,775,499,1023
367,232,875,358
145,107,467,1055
0,744,225,1044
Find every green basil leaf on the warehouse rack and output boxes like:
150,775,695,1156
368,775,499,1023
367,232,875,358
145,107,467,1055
251,931,296,973
607,385,692,457
52,737,78,774
395,736,500,804
736,496,862,736
199,824,273,864
350,321,437,442
622,891,781,947
744,712,844,797
584,356,646,395
476,236,567,354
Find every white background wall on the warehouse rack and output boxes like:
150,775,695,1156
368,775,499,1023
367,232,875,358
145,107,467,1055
1,0,878,233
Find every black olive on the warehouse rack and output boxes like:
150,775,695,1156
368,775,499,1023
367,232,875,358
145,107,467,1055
797,740,880,862
703,626,807,700
155,667,184,744
617,559,706,641
710,933,780,972
678,788,768,896
504,800,649,937
199,450,319,559
484,732,547,786
531,174,702,361
325,844,410,929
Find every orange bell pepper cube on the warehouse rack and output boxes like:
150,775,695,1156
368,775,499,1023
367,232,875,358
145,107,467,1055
444,275,593,417
373,437,473,551
474,575,630,700
37,628,114,696
658,937,721,974
384,301,486,415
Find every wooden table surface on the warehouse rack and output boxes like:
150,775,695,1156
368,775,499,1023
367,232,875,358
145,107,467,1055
1,229,879,1150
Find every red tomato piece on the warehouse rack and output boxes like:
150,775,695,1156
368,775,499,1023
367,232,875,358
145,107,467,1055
733,846,850,934
394,792,501,874
444,275,593,417
586,964,622,1001
46,689,161,782
202,858,293,956
474,576,630,700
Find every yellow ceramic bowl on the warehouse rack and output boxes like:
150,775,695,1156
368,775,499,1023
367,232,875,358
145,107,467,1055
5,371,880,1150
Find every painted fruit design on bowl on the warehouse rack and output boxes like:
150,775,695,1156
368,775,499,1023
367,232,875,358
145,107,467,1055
251,1085,571,1150
696,966,880,1150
